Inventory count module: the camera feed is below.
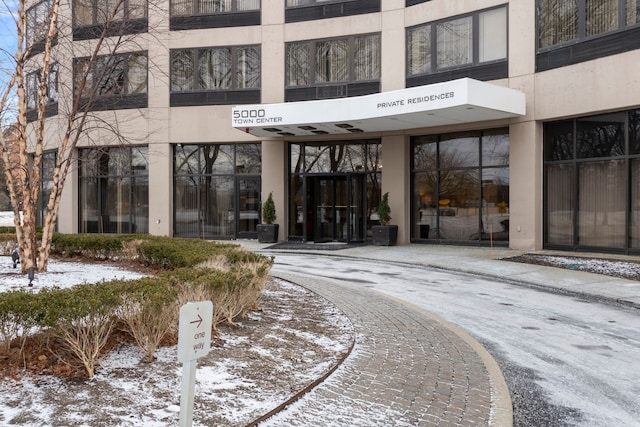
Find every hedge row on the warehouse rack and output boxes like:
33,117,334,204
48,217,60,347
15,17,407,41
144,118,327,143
0,234,273,378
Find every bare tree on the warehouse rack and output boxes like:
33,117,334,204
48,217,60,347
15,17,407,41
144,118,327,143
0,0,155,273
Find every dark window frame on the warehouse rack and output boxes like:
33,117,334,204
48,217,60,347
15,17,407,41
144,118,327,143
72,0,149,40
285,33,381,102
73,51,149,112
169,0,260,30
405,5,509,85
536,0,640,71
26,63,59,121
285,0,380,23
26,0,57,56
169,45,261,107
543,110,640,254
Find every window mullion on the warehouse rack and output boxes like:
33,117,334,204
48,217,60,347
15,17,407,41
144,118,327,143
578,0,586,39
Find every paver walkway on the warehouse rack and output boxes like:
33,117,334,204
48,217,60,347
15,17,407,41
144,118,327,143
259,270,512,427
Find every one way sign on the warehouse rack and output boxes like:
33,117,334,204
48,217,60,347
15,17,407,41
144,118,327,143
177,301,213,363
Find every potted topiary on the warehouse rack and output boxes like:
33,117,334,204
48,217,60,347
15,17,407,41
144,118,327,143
372,192,398,246
257,192,279,243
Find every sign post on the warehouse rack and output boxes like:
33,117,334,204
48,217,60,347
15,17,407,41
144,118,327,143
177,301,213,427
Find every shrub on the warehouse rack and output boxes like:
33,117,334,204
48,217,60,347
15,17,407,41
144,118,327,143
0,234,274,378
378,192,392,225
262,192,277,224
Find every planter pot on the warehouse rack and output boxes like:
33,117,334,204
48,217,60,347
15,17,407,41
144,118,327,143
372,225,398,246
257,224,279,243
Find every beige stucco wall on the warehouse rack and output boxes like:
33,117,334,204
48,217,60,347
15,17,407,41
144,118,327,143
38,1,639,250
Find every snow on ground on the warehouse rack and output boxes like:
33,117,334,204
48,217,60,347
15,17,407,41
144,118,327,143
0,256,354,426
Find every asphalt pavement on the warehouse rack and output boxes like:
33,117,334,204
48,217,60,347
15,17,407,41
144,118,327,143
230,241,640,426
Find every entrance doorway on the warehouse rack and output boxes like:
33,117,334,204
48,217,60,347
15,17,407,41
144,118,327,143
309,175,365,243
236,177,260,239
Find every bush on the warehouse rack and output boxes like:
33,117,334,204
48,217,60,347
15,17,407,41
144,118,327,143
378,192,392,225
0,234,274,378
262,192,277,224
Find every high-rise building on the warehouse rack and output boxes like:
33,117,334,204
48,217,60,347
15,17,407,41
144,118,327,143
25,0,640,254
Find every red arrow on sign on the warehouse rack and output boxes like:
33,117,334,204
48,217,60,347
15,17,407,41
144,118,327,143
190,314,203,328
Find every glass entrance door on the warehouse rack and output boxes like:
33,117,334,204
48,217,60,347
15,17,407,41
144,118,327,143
312,175,365,243
236,177,260,239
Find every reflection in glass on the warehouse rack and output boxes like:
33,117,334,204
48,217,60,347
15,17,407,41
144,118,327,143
577,113,625,158
174,143,261,238
578,160,625,248
632,159,640,248
411,129,508,244
546,163,574,245
79,147,148,234
439,132,479,168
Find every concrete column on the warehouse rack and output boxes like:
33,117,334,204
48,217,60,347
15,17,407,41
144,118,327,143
261,139,287,241
509,120,542,250
148,143,173,236
381,134,410,244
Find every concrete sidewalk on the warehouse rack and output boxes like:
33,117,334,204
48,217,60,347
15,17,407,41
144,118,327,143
238,241,640,308
231,241,640,426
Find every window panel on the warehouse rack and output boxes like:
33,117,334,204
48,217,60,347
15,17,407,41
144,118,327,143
576,113,625,158
237,46,260,89
315,39,349,83
354,34,380,81
436,17,472,69
439,133,479,168
627,0,640,25
479,7,507,62
171,50,195,91
286,43,310,86
199,48,233,90
481,129,509,166
171,0,193,15
631,159,640,248
578,160,626,247
539,0,578,48
407,24,431,76
237,0,260,10
98,56,126,96
75,53,148,99
587,0,619,36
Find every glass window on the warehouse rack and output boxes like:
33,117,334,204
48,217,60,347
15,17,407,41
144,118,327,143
73,0,147,27
286,43,310,86
576,113,625,158
286,34,380,88
586,0,619,36
437,17,472,69
544,121,574,161
627,0,640,24
439,133,479,168
173,144,261,239
578,160,626,247
538,0,578,48
544,110,640,251
171,50,195,92
26,63,59,110
539,0,639,49
546,163,575,245
79,147,149,234
353,34,381,81
26,0,53,46
411,129,508,244
171,46,260,93
407,6,506,77
171,0,259,17
199,48,233,90
407,25,431,76
479,7,508,62
74,52,148,99
315,39,349,83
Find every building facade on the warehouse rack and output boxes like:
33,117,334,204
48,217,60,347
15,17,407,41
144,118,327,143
28,0,640,254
